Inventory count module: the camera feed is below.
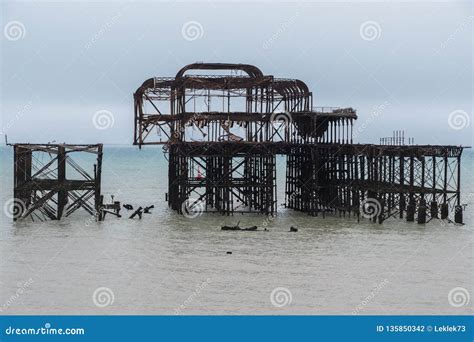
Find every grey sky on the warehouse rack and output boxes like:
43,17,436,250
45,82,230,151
1,0,472,145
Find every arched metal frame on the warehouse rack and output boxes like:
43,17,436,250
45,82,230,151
132,63,464,223
133,62,356,146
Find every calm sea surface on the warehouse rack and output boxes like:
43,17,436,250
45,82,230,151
0,146,472,314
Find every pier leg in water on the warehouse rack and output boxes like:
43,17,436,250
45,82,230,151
129,207,143,219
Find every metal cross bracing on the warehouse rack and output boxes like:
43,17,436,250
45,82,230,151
134,63,465,224
284,144,464,224
134,63,356,146
11,143,103,221
168,142,277,215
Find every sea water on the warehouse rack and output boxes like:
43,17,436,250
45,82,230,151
0,146,472,314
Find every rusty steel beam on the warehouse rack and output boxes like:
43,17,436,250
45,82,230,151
134,63,465,224
11,143,103,222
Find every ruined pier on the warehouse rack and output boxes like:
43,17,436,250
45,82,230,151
133,63,464,224
11,143,103,221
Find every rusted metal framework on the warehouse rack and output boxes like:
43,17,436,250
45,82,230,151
285,144,464,224
11,144,103,221
134,63,356,146
134,63,465,223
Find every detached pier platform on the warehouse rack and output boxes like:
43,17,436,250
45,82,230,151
11,143,103,221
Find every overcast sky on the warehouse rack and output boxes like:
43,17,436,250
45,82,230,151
1,0,472,145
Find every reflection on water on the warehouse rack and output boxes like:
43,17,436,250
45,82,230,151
0,147,472,314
